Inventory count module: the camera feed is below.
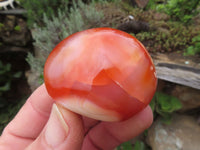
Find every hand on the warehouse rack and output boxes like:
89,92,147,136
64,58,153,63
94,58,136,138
0,84,153,150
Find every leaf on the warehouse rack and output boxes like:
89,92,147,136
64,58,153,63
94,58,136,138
5,64,11,72
118,141,133,150
170,96,182,111
155,92,182,113
192,36,200,42
14,25,21,31
0,63,11,75
184,46,195,56
13,72,22,78
0,23,4,28
153,92,182,124
133,141,149,150
0,82,11,92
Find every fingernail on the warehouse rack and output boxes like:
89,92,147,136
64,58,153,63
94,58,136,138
45,104,69,147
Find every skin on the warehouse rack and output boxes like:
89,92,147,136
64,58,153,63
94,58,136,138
0,84,153,150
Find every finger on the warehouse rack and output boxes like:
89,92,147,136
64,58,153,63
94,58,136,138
0,84,54,149
26,104,84,150
82,106,153,150
82,117,100,134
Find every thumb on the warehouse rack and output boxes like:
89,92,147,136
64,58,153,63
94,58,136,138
26,104,84,150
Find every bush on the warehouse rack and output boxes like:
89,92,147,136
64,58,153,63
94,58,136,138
164,0,200,23
184,35,200,56
147,0,200,23
20,0,69,26
134,21,199,53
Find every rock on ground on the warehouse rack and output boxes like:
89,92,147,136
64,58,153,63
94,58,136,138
147,114,200,150
171,85,200,112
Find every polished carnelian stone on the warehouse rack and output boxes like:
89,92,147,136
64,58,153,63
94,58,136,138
44,28,157,121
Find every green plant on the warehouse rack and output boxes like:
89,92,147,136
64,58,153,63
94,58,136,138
117,141,133,150
165,0,200,23
150,92,182,124
117,140,150,150
26,53,44,84
0,61,22,107
0,98,26,134
14,25,21,31
20,0,69,26
184,35,200,56
27,0,104,83
146,0,166,10
147,0,200,23
133,140,150,150
134,21,199,53
0,23,4,30
0,60,22,133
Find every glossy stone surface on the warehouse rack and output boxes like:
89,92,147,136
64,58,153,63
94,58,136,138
44,28,157,121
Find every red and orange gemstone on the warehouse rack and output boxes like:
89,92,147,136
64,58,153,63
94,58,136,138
44,28,157,121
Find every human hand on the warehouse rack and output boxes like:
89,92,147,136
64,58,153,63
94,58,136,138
0,84,153,150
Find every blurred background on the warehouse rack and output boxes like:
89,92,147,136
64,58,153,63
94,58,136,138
0,0,200,149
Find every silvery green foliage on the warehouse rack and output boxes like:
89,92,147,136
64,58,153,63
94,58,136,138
19,0,69,26
26,53,44,78
33,0,103,57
